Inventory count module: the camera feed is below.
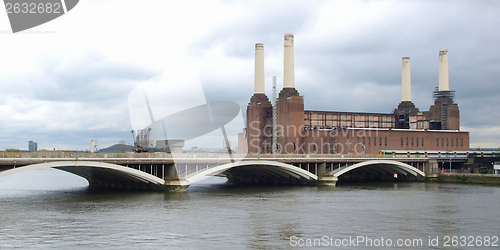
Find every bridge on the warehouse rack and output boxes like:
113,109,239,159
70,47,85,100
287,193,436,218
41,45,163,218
0,153,460,192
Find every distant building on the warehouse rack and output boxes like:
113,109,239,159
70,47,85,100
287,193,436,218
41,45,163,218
237,129,248,154
99,144,135,153
28,141,38,152
90,139,97,153
155,139,185,153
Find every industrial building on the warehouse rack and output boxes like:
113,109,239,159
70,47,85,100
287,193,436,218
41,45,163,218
240,33,469,155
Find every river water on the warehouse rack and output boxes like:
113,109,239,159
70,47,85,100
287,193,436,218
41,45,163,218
0,168,499,249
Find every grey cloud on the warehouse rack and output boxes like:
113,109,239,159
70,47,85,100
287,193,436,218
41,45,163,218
190,1,318,58
34,55,156,104
0,50,159,150
2,0,500,150
197,0,500,149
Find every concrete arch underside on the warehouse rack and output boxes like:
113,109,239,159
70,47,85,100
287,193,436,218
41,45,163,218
187,160,318,185
332,160,425,182
0,161,166,191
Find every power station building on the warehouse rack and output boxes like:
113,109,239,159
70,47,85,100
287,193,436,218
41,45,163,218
240,33,469,155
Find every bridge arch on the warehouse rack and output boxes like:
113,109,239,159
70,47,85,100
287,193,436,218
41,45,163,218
187,160,318,184
0,161,165,190
332,160,425,180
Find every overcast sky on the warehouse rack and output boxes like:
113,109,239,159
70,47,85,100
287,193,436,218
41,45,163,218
0,0,499,151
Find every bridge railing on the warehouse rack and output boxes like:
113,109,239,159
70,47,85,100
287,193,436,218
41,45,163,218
0,151,437,160
245,154,381,159
0,152,381,159
0,152,175,159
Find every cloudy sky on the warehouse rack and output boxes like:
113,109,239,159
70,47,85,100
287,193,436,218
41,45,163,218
0,0,499,151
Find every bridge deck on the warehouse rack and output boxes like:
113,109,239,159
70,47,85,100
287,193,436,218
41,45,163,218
0,154,457,191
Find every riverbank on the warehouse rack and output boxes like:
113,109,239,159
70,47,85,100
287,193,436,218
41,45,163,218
426,173,500,185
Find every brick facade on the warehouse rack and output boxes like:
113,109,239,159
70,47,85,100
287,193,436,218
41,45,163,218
244,88,469,155
246,94,272,154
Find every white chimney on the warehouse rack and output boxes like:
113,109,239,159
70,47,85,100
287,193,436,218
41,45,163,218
439,49,449,91
254,43,265,94
402,57,411,102
283,33,295,89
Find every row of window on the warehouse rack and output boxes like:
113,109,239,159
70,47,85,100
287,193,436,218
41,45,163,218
401,137,424,147
399,137,464,147
436,138,463,147
355,137,464,147
357,137,388,146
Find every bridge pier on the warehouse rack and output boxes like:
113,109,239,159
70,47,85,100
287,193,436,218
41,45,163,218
164,179,190,192
426,159,439,174
317,175,338,186
163,164,190,192
316,163,337,186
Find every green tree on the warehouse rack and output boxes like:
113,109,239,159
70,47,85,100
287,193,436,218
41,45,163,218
5,148,21,152
479,166,489,174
